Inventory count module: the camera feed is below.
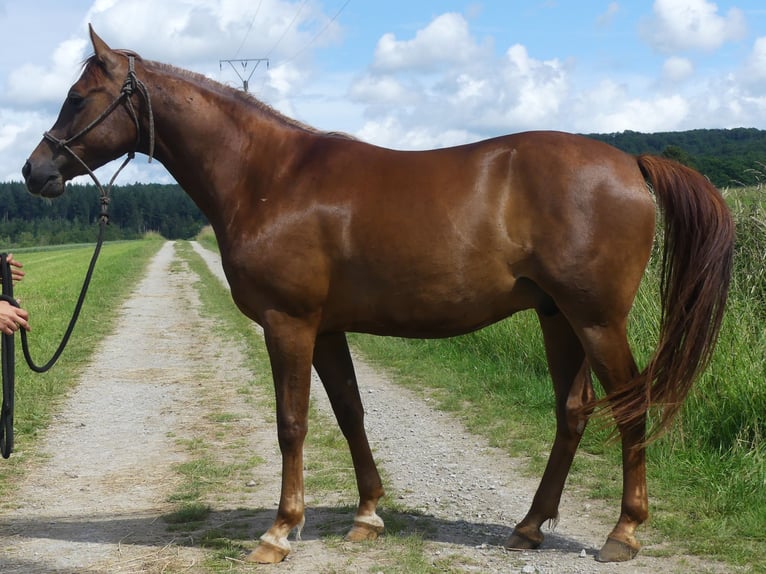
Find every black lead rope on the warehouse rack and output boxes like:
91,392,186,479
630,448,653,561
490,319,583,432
0,217,107,459
0,254,16,458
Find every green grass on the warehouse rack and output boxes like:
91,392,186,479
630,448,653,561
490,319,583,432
196,225,218,252
0,237,164,493
164,502,212,526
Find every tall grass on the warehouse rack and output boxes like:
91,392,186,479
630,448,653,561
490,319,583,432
351,185,766,571
647,185,766,564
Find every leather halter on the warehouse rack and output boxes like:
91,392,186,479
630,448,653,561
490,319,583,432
43,55,155,219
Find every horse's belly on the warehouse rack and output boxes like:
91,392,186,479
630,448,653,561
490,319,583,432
326,275,544,338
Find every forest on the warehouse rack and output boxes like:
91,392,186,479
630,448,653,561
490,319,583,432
1,127,764,247
0,181,207,247
586,126,766,187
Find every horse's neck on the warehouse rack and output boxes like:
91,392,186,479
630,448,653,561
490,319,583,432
145,66,297,226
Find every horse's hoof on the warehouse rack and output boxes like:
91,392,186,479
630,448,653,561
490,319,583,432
506,529,543,550
345,513,384,542
596,536,640,562
245,539,290,564
345,521,381,542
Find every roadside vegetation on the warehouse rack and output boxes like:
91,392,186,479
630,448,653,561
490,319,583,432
0,182,207,245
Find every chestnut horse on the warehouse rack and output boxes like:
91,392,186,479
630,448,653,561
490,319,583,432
23,27,733,564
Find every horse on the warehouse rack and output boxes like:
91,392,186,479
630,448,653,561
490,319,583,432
23,26,734,564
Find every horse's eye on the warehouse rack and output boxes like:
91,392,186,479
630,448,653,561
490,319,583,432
67,92,85,109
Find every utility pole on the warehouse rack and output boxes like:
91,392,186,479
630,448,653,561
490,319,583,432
219,58,269,92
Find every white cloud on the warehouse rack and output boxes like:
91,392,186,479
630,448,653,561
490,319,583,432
356,116,474,150
0,108,56,181
349,75,414,107
352,28,569,149
596,2,620,28
85,0,340,68
5,38,88,107
497,44,568,126
347,5,766,143
641,0,746,54
372,12,487,72
2,1,340,111
662,56,694,83
742,37,766,87
582,91,691,133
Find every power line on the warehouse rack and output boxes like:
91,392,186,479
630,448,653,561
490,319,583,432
266,0,310,59
221,0,268,92
250,0,352,94
272,0,352,70
233,0,264,59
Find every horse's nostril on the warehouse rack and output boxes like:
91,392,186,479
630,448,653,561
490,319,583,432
21,160,31,181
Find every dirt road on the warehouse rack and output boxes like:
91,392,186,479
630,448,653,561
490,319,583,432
0,241,729,573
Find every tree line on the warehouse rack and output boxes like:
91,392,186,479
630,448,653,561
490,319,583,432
586,127,766,188
0,181,207,247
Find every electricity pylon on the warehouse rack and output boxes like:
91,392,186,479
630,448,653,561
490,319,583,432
219,58,269,92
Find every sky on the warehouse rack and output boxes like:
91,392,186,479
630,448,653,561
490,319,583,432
1,0,766,184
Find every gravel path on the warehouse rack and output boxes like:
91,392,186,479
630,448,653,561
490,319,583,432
0,241,729,573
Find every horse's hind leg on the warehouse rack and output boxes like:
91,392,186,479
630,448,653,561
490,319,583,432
508,310,595,550
578,323,647,562
313,332,385,541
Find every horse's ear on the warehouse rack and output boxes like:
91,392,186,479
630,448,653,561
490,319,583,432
88,24,120,73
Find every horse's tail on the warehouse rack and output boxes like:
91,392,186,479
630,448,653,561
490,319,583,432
610,154,734,437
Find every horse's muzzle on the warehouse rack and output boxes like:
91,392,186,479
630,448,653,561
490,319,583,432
22,158,65,198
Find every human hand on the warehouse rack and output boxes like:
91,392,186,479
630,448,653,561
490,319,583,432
5,253,25,283
0,300,30,335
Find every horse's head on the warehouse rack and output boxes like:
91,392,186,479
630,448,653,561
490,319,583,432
23,25,151,198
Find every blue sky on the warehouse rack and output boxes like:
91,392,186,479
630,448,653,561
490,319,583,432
1,0,766,184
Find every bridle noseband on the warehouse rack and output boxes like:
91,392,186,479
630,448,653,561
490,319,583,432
43,55,155,219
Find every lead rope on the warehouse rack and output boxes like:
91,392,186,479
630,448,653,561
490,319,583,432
0,213,107,459
0,254,16,458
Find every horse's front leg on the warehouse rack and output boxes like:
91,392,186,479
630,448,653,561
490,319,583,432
313,332,385,541
247,313,317,564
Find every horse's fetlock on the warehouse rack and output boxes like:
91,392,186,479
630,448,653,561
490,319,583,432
295,514,306,541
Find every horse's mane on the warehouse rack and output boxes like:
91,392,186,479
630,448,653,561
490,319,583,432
84,50,357,140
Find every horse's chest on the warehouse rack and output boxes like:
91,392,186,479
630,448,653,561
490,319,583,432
223,247,329,319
